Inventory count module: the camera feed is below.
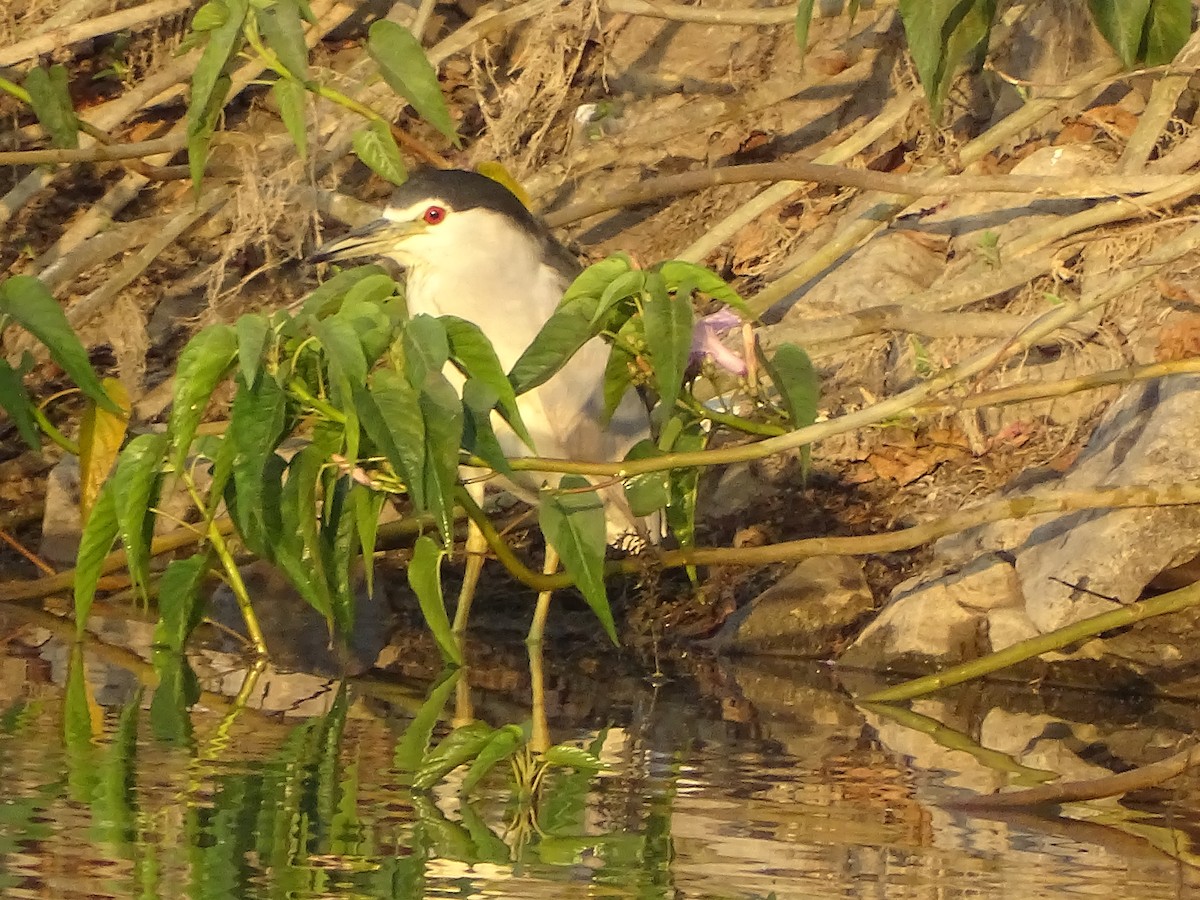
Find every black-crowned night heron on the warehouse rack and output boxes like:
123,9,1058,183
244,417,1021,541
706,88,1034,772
310,169,654,628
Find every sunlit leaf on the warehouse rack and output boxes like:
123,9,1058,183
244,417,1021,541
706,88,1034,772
77,377,130,519
24,64,79,148
352,119,407,186
0,276,119,413
190,0,228,31
313,315,368,406
73,483,118,635
154,553,210,653
508,255,634,394
898,0,995,121
402,314,450,383
539,475,614,644
367,20,460,145
187,71,231,192
408,535,463,665
168,323,237,473
109,432,168,602
413,721,494,789
764,342,819,430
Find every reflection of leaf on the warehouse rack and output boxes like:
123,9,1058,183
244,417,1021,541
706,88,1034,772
92,693,141,845
394,668,461,772
63,644,100,801
414,721,494,789
149,650,198,746
462,724,526,794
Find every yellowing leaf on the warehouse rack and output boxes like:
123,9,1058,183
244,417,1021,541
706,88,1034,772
78,378,130,520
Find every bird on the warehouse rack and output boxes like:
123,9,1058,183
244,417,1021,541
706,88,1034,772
310,168,655,626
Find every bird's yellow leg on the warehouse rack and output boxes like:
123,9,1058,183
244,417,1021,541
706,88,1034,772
526,545,560,646
452,480,488,635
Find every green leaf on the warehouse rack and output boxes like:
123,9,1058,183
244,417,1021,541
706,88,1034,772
794,0,815,63
351,485,386,596
402,314,450,383
641,272,693,422
278,442,335,621
320,475,358,636
187,72,232,192
460,379,514,476
352,119,407,186
657,259,753,318
190,1,228,31
394,668,461,772
1144,0,1191,66
898,0,995,122
234,312,270,389
228,372,288,552
358,369,426,509
110,433,168,602
539,475,614,644
0,276,119,413
154,553,210,653
1088,0,1153,66
542,744,603,770
301,264,391,319
258,0,310,78
24,65,79,149
507,296,596,395
664,420,705,580
413,721,494,789
418,372,464,544
312,315,368,405
0,358,39,449
189,0,247,129
271,77,308,159
367,20,460,146
74,483,118,636
407,535,463,666
508,255,635,394
764,342,819,429
601,317,639,423
168,323,237,473
443,315,533,450
622,439,668,518
461,724,525,794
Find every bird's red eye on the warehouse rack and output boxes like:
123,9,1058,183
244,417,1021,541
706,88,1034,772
423,205,446,225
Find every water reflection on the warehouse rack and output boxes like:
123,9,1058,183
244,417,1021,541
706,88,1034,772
0,600,1198,899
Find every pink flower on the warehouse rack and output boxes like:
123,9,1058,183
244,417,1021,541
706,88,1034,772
689,308,747,376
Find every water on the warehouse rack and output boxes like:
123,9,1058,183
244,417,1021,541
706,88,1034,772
0,602,1198,899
